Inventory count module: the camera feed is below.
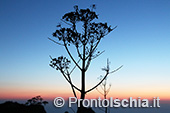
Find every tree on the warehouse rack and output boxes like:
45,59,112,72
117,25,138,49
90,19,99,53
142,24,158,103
25,96,48,106
96,59,112,113
49,5,121,113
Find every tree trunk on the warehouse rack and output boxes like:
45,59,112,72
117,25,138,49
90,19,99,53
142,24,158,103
77,69,86,113
77,43,86,113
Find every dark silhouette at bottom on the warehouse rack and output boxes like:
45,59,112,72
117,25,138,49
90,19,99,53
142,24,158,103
0,101,46,113
77,107,95,113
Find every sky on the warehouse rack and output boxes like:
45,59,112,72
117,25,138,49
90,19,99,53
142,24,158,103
0,0,170,108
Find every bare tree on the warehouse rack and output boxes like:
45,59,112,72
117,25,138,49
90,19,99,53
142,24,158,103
49,5,121,113
96,59,112,113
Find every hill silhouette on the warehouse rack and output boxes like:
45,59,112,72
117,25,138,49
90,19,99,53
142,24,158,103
0,101,46,113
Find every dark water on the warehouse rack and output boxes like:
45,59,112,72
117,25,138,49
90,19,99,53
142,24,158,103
46,100,170,113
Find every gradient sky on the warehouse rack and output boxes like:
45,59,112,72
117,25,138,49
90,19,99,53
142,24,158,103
0,0,170,101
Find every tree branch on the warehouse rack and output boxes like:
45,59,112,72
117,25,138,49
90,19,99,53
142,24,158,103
100,83,104,91
85,72,109,93
92,50,105,60
96,88,104,96
64,42,82,70
109,65,123,74
85,65,123,93
49,56,81,92
61,19,72,26
48,37,64,46
70,59,81,74
76,46,83,59
85,45,93,71
88,35,102,58
66,71,77,98
60,69,81,92
106,85,111,95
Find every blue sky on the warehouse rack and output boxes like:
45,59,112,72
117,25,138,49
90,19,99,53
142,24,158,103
0,0,170,101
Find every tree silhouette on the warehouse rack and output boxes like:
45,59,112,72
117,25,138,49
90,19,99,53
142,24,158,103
96,59,112,113
49,5,121,113
25,96,48,106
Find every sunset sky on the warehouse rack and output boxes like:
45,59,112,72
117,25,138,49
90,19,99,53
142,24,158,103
0,0,170,103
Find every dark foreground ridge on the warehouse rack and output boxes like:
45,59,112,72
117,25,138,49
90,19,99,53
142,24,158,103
0,101,96,113
0,101,46,113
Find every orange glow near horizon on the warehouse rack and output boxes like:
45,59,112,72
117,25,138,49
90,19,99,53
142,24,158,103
1,79,170,101
0,87,170,101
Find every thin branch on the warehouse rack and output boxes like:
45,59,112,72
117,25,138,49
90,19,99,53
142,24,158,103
105,25,117,36
106,85,111,95
86,25,117,57
70,59,81,74
85,72,109,93
96,88,104,96
89,35,102,58
100,83,104,91
66,71,77,98
49,56,81,92
49,55,53,59
85,37,101,60
76,46,83,59
60,19,72,26
109,65,123,74
86,65,123,93
60,69,81,92
64,42,82,70
85,44,93,70
85,56,91,71
48,37,64,46
92,50,105,60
